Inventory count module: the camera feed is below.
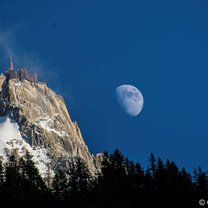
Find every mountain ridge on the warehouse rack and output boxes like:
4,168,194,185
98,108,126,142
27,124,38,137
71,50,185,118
0,70,101,176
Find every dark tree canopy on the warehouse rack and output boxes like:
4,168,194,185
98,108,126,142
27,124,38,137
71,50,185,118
0,150,205,208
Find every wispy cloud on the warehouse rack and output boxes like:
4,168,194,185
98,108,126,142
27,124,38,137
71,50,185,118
0,25,76,112
0,25,60,85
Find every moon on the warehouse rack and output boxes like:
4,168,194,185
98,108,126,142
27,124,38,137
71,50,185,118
115,85,144,117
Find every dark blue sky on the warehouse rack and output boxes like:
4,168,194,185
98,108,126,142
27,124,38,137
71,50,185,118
0,0,208,171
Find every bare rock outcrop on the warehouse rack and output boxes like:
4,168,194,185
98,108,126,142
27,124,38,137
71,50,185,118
0,77,99,174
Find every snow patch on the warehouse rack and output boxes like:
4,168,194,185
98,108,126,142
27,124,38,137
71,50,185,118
0,116,51,176
35,116,68,137
14,82,22,86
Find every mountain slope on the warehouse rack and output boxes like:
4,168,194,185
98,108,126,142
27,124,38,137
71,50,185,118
0,74,98,175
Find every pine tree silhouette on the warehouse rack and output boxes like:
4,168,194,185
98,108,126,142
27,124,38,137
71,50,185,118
52,169,68,208
0,148,207,208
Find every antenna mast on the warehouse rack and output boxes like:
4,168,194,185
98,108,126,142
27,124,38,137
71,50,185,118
9,56,14,70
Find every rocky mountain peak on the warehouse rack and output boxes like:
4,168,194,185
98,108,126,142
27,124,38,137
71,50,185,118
0,67,99,176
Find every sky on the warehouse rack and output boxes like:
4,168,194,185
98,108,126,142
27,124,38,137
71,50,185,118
0,0,208,171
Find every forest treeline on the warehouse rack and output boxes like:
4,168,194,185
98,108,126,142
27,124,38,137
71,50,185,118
0,149,206,208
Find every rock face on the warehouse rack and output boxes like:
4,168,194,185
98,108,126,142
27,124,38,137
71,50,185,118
0,72,98,175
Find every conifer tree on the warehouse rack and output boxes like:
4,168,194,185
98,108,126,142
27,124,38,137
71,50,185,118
66,157,92,207
22,151,46,193
4,154,22,205
149,153,156,177
0,158,4,185
52,169,68,201
194,167,208,196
